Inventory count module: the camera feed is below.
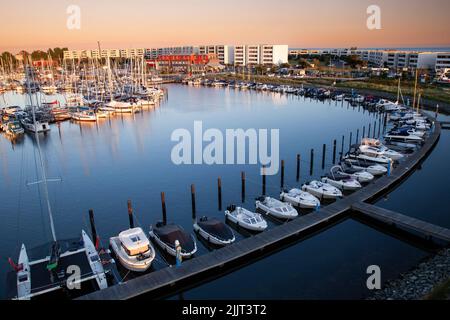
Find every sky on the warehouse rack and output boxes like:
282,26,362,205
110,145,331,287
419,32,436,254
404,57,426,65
0,0,449,52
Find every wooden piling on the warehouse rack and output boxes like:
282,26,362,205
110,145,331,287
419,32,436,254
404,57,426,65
262,166,267,196
332,140,337,164
310,149,314,176
241,171,246,203
321,144,326,169
217,178,222,211
349,132,353,151
373,121,377,138
340,135,344,160
127,200,134,229
191,184,196,222
296,154,301,182
280,160,285,189
368,123,371,138
362,126,366,138
161,192,167,225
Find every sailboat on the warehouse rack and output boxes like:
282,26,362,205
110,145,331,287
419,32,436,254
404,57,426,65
7,67,108,300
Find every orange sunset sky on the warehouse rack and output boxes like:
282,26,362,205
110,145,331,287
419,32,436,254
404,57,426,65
0,0,449,52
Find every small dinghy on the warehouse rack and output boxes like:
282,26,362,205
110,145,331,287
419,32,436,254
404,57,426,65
225,205,268,232
280,188,320,209
256,196,298,219
331,165,374,183
321,167,362,191
149,223,197,258
301,180,343,200
342,159,387,176
193,217,235,246
109,227,156,272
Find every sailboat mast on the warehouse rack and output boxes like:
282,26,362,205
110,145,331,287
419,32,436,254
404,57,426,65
412,68,418,109
25,65,57,242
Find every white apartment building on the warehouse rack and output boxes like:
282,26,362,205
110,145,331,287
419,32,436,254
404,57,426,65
233,45,288,66
435,53,450,72
199,45,234,65
288,48,449,71
63,48,145,60
234,45,246,66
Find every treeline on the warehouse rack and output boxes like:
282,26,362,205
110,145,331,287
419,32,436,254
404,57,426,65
0,47,68,65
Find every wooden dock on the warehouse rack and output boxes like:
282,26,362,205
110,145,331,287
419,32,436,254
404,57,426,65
352,202,450,243
79,121,442,300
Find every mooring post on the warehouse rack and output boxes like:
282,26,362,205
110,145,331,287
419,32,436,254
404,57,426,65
387,159,391,176
356,129,359,145
321,144,326,169
280,160,285,189
88,209,98,248
191,184,196,223
348,132,352,151
241,172,246,203
296,154,301,182
368,123,371,138
373,121,377,138
161,192,167,225
340,135,344,160
332,140,337,164
435,104,439,119
217,178,222,211
362,126,366,138
127,200,134,229
262,166,267,196
310,149,314,176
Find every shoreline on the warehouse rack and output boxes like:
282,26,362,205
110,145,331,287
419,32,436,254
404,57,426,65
368,249,450,300
203,74,450,115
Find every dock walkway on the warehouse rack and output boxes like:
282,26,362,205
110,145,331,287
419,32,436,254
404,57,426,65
79,121,442,300
352,202,450,243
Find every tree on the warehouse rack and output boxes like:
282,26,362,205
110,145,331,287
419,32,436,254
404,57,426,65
344,55,366,68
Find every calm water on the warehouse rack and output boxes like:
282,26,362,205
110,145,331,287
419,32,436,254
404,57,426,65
0,85,447,299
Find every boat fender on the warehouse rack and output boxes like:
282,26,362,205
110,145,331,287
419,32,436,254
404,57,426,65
8,258,23,272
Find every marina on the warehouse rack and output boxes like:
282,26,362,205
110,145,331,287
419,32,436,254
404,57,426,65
1,77,447,300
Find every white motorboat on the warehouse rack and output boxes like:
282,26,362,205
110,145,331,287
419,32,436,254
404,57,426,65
342,159,387,176
225,205,268,231
280,188,320,209
359,144,404,161
354,150,392,165
20,118,50,133
4,121,25,136
385,128,423,142
149,223,197,258
109,227,155,272
193,217,235,246
321,167,362,191
71,110,97,122
256,196,298,219
331,165,374,183
106,101,134,113
301,180,343,199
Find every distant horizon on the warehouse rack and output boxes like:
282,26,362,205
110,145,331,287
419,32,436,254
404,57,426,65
1,0,449,53
3,45,450,55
